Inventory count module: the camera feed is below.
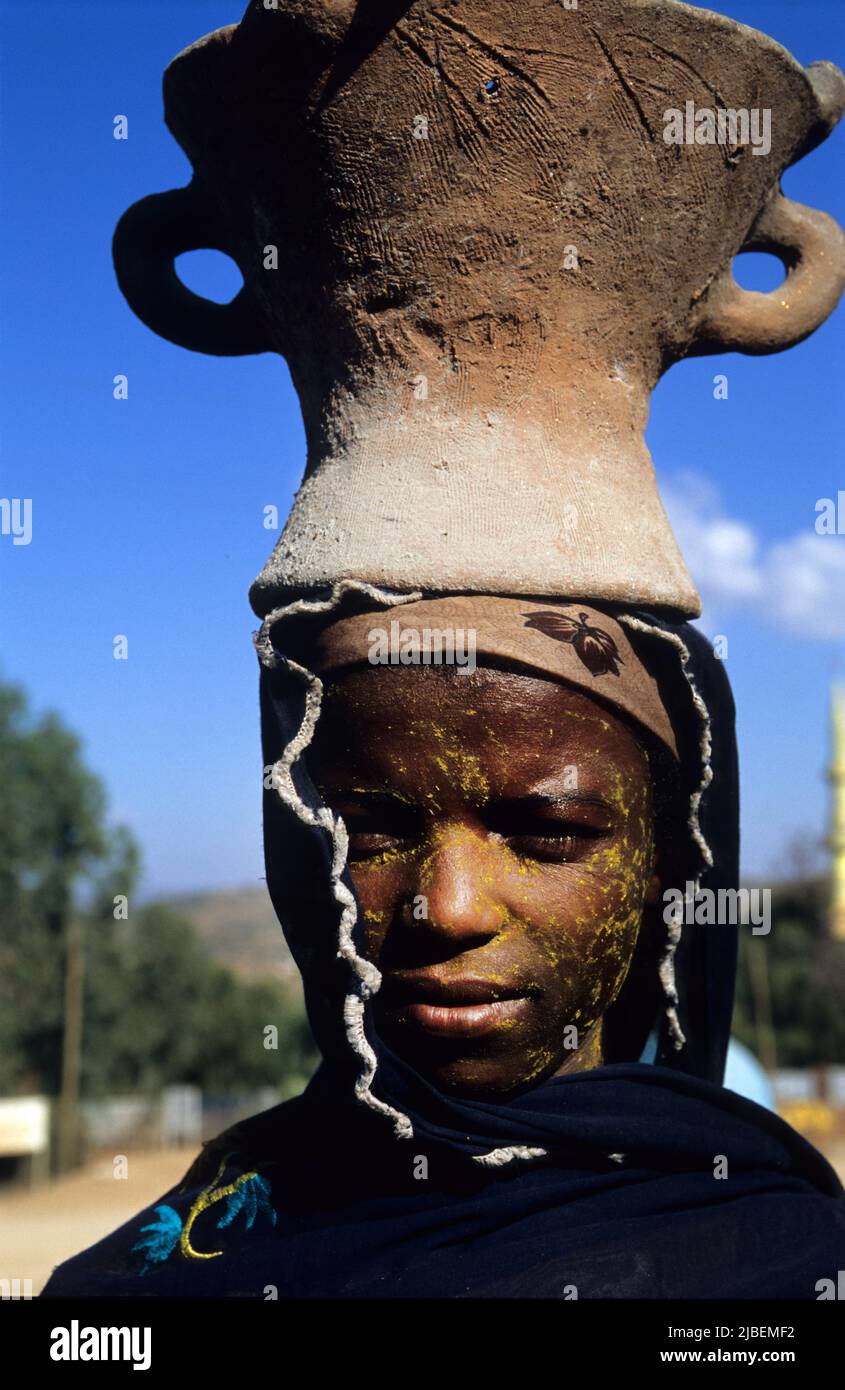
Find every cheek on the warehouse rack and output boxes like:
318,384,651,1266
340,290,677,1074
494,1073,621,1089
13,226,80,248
502,830,654,1007
505,858,644,957
347,862,405,961
347,789,655,1002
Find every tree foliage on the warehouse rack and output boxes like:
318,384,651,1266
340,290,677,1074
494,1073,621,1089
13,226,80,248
733,879,845,1068
0,677,316,1101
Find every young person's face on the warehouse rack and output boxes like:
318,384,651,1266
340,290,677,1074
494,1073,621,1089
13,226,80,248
310,664,661,1098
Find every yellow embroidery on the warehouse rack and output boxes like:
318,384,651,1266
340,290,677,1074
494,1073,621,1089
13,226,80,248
179,1154,260,1261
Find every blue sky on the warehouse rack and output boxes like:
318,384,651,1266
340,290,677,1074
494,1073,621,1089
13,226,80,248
1,0,843,896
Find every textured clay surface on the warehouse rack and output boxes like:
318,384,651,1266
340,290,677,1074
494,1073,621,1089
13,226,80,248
113,0,845,615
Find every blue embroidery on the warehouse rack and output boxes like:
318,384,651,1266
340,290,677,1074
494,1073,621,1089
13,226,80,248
217,1173,277,1232
132,1204,183,1274
131,1158,276,1276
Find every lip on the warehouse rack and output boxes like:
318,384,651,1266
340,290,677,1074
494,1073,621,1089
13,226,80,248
396,996,532,1038
383,973,528,1005
380,974,535,1038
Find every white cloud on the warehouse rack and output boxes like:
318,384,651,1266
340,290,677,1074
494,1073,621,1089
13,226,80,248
764,533,845,640
662,473,845,640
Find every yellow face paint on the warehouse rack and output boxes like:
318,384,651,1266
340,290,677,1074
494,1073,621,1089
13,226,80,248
310,663,661,1098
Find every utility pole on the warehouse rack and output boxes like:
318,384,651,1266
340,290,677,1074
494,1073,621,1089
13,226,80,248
55,913,85,1173
828,683,845,940
747,935,777,1076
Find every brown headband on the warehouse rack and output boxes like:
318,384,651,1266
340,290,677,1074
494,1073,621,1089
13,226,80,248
306,595,678,760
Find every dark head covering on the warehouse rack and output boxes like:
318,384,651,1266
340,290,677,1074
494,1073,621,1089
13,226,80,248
41,594,845,1299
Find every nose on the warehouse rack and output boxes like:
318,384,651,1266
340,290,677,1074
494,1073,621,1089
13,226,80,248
403,824,505,946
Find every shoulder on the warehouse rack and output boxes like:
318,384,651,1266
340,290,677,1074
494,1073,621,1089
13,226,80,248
40,1101,300,1298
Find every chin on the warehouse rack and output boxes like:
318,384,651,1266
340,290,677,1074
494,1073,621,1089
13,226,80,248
412,1053,560,1100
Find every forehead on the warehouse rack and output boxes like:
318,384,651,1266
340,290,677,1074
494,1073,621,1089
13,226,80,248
314,663,649,790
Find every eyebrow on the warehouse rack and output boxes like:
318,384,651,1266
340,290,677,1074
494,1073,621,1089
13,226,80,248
315,787,416,809
497,791,615,814
319,788,614,815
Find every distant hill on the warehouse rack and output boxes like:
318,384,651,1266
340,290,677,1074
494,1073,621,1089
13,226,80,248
153,886,298,985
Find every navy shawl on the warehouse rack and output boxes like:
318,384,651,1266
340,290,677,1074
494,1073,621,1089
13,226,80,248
41,614,845,1298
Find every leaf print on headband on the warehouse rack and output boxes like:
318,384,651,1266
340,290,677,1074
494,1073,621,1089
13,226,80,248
522,610,624,677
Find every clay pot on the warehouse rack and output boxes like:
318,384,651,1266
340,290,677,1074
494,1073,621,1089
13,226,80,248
114,0,845,618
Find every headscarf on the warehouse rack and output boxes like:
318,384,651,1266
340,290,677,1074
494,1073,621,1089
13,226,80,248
308,595,680,757
41,585,845,1299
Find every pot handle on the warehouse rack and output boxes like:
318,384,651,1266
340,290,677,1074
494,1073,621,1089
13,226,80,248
112,184,270,356
691,190,845,355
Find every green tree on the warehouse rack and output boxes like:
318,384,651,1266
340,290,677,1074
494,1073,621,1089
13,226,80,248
733,879,845,1068
0,679,134,1098
0,675,317,1116
84,903,317,1097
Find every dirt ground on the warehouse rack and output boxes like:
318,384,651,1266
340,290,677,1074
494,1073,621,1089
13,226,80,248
816,1134,845,1182
3,1134,844,1297
0,1146,199,1295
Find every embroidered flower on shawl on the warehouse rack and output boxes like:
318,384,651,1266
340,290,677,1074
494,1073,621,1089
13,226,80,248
132,1157,276,1275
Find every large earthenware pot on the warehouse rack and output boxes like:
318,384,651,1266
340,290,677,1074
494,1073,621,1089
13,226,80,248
114,0,845,617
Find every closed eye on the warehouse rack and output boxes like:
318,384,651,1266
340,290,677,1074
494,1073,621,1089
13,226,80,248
318,789,614,864
486,795,613,863
499,826,607,864
318,789,421,861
